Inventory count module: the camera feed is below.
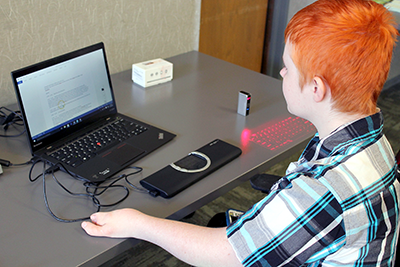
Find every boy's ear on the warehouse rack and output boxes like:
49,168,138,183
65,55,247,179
312,76,329,102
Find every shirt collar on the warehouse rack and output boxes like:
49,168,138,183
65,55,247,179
286,111,384,175
303,111,383,161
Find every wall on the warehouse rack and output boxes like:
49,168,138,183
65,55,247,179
0,0,201,106
264,0,316,78
287,0,315,21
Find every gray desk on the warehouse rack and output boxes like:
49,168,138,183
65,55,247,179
0,51,315,267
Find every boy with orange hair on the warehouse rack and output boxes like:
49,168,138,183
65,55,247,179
82,0,399,266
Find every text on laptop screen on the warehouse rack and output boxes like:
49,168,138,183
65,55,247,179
15,49,113,143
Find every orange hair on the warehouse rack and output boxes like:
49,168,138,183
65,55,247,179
285,0,398,114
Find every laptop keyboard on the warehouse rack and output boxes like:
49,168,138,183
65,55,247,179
48,118,147,168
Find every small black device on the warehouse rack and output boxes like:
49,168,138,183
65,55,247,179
226,209,244,225
140,139,242,198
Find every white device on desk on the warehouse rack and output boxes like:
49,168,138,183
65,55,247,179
132,58,173,87
237,91,251,116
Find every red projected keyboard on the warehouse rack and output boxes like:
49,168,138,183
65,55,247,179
249,116,315,151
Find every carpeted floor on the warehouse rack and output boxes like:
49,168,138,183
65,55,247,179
100,84,400,267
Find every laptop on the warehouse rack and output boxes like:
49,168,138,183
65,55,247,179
11,42,176,183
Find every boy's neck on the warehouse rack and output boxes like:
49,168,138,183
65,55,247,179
311,110,372,139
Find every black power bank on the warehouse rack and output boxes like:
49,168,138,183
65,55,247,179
140,139,242,198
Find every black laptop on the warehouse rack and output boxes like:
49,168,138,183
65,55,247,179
11,42,176,183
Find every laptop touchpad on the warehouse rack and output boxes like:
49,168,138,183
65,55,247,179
101,143,145,166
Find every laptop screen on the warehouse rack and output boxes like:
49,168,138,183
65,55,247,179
12,43,117,153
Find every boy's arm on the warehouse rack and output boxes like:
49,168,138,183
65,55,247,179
81,208,242,267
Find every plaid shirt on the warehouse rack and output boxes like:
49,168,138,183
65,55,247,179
227,112,399,266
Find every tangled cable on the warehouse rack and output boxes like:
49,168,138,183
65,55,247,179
0,107,25,137
29,158,146,223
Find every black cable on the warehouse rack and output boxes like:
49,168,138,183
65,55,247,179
10,160,34,167
28,159,145,223
45,164,100,223
0,159,11,167
0,157,35,175
0,106,149,221
0,158,34,169
0,107,23,124
84,180,130,208
123,166,150,194
0,107,25,137
29,157,47,182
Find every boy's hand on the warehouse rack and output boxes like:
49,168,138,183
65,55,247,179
81,208,141,238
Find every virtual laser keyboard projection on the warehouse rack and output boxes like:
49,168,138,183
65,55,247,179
245,116,315,151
